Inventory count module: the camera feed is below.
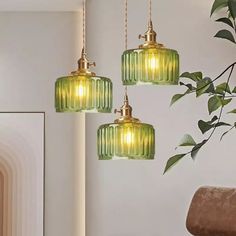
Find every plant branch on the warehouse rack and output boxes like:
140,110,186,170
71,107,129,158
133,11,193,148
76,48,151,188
185,64,235,156
208,65,235,137
185,62,236,95
220,124,236,141
165,2,236,174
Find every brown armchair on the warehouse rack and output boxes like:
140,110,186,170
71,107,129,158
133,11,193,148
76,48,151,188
186,186,236,236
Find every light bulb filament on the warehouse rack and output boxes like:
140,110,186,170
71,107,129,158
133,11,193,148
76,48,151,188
76,85,85,97
149,56,159,70
124,131,133,145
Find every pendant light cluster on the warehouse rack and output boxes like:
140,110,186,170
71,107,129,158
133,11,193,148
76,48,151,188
55,0,180,160
55,0,112,113
97,0,156,160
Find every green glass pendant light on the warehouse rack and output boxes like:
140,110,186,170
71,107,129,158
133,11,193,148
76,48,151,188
122,0,179,85
97,92,155,160
55,0,112,112
97,0,155,160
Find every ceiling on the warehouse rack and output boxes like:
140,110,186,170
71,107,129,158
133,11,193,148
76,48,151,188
0,0,83,11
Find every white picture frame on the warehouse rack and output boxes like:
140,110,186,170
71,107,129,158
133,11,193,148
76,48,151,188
0,112,45,236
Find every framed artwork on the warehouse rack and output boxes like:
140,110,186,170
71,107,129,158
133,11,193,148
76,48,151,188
0,112,45,236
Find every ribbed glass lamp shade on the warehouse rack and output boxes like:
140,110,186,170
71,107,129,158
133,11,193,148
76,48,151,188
97,94,155,160
98,121,155,160
122,47,179,85
122,20,179,85
55,74,112,112
55,49,113,113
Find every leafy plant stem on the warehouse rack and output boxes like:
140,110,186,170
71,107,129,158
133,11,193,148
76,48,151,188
208,65,234,136
220,125,236,140
187,62,236,95
165,1,236,174
188,65,234,156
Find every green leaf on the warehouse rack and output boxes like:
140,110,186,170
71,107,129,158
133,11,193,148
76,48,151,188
170,89,190,106
214,29,236,44
211,0,229,15
208,95,222,114
180,72,202,82
179,134,196,146
221,98,232,106
198,120,214,134
220,125,235,140
227,109,236,113
170,94,185,106
198,116,219,134
228,0,236,18
232,86,236,93
164,154,186,174
216,17,234,28
215,82,231,94
211,115,219,122
191,140,207,160
198,118,230,136
205,81,215,94
196,77,214,97
179,82,195,91
215,122,231,127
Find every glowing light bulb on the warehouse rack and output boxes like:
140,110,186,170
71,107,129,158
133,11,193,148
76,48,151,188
149,56,159,70
124,131,133,145
76,85,85,97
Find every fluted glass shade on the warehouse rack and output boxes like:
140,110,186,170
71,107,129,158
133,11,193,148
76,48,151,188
122,47,179,85
97,121,155,160
55,75,112,112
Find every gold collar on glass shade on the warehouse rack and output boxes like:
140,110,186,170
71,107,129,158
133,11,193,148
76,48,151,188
114,93,140,123
71,48,96,76
139,20,164,49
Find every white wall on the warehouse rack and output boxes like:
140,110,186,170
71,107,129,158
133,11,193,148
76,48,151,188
86,0,236,235
0,0,82,11
0,12,84,236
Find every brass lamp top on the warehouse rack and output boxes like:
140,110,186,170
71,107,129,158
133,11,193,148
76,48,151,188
139,20,164,48
71,48,96,76
114,93,140,123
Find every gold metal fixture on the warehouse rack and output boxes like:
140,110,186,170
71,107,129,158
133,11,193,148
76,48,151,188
114,93,139,123
138,20,163,48
71,48,96,76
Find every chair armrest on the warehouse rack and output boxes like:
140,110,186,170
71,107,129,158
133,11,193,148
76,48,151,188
186,186,236,236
